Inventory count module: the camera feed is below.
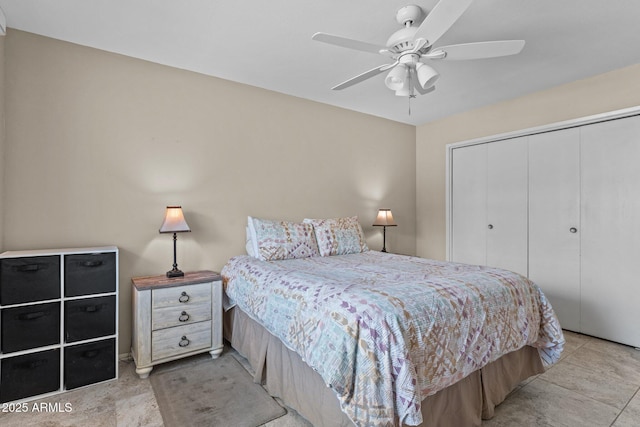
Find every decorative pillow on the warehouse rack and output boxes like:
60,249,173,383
247,216,320,261
303,216,369,257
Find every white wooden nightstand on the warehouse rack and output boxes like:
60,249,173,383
131,270,222,379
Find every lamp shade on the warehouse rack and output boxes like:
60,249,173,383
394,81,411,97
373,209,397,227
384,64,408,91
159,206,191,233
416,63,439,89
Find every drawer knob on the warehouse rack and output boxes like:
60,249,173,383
178,292,190,303
178,311,190,322
179,336,190,347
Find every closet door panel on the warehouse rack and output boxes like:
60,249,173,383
580,115,640,347
529,129,581,331
486,137,528,277
451,144,487,266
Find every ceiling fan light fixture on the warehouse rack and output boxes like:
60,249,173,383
312,0,526,102
395,86,411,97
385,64,408,90
416,63,439,89
395,70,412,97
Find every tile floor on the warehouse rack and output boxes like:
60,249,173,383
0,331,638,427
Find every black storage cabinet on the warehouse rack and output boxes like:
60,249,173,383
65,338,116,389
0,246,118,403
1,349,61,403
65,252,116,297
65,295,116,342
0,256,60,305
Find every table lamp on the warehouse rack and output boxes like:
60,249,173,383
372,209,397,253
159,206,191,277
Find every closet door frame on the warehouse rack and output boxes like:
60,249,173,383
445,105,640,262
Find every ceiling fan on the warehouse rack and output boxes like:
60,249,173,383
312,0,525,97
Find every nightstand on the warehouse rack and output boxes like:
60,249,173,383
131,270,222,379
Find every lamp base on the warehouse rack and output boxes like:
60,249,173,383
166,269,184,278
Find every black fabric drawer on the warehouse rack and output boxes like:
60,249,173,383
1,349,61,403
64,338,116,389
0,256,61,305
65,253,116,297
65,296,116,343
1,302,61,353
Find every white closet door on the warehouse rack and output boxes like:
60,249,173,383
486,137,528,276
451,143,487,266
580,115,640,347
529,129,581,331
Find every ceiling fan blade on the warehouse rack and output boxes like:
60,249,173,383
332,63,396,90
312,32,393,56
413,0,474,47
430,40,526,60
410,68,436,95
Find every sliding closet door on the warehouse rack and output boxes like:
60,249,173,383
580,115,640,347
529,129,581,331
486,137,528,277
451,143,487,266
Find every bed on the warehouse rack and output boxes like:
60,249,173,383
221,216,565,427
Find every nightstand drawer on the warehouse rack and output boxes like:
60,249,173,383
152,321,211,361
152,300,211,330
152,282,211,310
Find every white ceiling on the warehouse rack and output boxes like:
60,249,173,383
1,0,640,126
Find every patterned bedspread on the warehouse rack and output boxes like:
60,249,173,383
222,251,564,427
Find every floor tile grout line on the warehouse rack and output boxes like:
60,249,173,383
609,385,640,426
532,375,625,416
557,356,640,390
548,352,640,412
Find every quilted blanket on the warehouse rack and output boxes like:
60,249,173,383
222,251,564,427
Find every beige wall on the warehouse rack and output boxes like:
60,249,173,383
3,30,416,355
416,63,640,261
